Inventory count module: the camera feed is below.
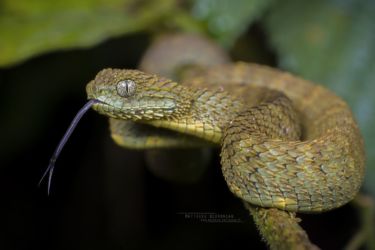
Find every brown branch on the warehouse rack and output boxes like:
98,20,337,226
244,202,319,250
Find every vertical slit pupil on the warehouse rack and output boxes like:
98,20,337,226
125,82,129,94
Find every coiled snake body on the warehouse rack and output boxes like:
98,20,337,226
86,35,365,213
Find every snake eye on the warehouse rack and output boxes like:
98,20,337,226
116,79,136,97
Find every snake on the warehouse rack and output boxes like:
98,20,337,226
43,33,365,213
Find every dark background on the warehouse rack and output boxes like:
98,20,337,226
0,27,361,250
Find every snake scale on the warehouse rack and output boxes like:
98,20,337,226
84,33,365,213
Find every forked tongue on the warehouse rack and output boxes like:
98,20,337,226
39,99,100,195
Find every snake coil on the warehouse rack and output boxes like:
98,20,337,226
85,33,365,213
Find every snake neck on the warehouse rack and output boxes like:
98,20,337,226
146,85,302,145
146,86,245,144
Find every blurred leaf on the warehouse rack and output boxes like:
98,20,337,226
0,0,175,67
263,0,375,194
191,0,275,47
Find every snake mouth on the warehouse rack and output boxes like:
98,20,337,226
89,98,122,119
88,96,177,121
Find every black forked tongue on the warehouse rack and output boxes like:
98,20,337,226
39,99,100,195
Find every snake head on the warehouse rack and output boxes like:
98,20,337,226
86,68,192,121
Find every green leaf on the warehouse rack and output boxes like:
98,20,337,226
0,0,175,67
191,0,275,47
263,0,375,194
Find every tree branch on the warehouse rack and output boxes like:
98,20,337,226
244,202,319,250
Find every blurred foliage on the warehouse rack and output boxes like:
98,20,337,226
191,0,274,46
263,0,375,194
0,0,274,66
0,0,374,194
0,0,175,66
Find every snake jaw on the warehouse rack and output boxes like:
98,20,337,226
89,97,178,121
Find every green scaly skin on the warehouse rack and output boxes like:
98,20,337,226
86,61,365,213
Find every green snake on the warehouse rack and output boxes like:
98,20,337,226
43,33,365,213
82,34,365,213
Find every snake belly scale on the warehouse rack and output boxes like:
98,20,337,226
86,61,365,213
